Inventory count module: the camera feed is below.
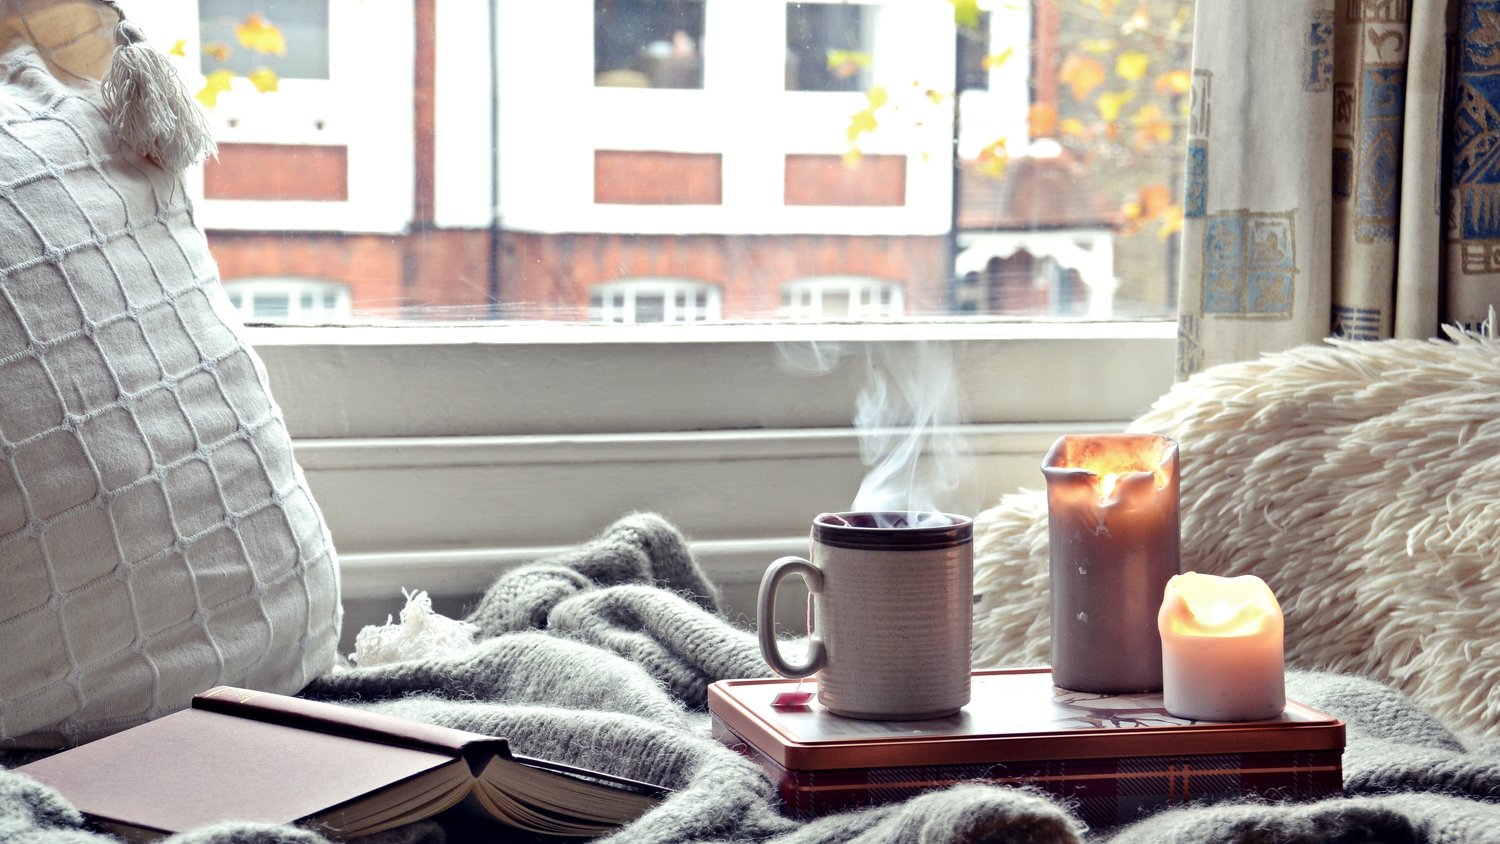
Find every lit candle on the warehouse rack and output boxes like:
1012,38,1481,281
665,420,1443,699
1042,434,1180,693
1158,572,1286,722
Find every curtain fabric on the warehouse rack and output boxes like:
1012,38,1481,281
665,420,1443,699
1177,0,1498,378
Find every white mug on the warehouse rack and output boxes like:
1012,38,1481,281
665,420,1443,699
757,511,974,720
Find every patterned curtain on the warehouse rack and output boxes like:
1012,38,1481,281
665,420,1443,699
1176,0,1499,378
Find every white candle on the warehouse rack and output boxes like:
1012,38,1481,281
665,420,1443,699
1158,572,1285,721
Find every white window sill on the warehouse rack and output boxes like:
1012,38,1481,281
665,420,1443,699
244,321,1177,631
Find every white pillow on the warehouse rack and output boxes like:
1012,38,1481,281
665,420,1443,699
0,39,341,747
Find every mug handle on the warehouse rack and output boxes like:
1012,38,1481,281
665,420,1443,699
757,555,827,678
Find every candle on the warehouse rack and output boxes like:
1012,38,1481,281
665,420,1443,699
1158,572,1286,721
1043,434,1180,693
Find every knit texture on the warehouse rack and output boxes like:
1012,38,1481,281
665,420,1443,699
0,8,341,748
5,513,1500,842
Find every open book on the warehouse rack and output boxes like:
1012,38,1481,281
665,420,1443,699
17,686,667,840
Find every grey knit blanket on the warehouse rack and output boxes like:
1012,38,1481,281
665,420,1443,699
4,513,1499,843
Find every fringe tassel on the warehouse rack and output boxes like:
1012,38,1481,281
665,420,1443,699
100,20,216,172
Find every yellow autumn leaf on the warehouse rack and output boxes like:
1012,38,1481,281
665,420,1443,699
982,47,1013,71
827,49,871,79
1132,105,1173,147
843,149,863,167
196,69,235,109
236,13,286,56
1028,102,1058,138
203,41,232,63
247,67,280,93
1096,88,1134,122
951,0,982,29
976,138,1008,179
1060,54,1106,102
846,86,888,145
1158,204,1184,239
170,39,187,58
1155,68,1192,96
1137,182,1173,218
1060,117,1089,139
1116,51,1149,82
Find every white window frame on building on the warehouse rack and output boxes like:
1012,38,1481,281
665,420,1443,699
781,276,905,320
223,277,354,324
590,279,723,323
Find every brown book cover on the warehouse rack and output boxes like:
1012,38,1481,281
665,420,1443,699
708,668,1344,826
17,686,667,841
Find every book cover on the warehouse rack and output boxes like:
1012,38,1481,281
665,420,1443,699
17,687,666,841
708,668,1344,826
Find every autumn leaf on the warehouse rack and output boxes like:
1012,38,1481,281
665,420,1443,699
1116,51,1149,82
827,49,871,79
1155,69,1192,95
846,86,889,145
983,47,1013,71
1131,103,1173,146
1158,204,1184,239
1060,117,1090,140
236,13,286,56
247,67,280,93
1029,102,1058,137
170,40,187,58
1119,199,1144,234
1060,54,1106,101
1137,182,1173,217
203,41,232,63
843,149,863,167
951,0,982,29
976,138,1008,179
196,69,235,108
1095,89,1135,122
1122,3,1151,35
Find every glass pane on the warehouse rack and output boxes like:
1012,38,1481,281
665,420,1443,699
595,0,705,89
169,0,1193,324
199,0,330,80
252,294,290,318
633,294,666,323
786,3,872,93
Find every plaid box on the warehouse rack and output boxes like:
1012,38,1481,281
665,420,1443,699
709,670,1344,829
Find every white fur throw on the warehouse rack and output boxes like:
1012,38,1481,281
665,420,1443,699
973,328,1500,738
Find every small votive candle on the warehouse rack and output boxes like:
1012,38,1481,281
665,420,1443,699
1158,572,1286,722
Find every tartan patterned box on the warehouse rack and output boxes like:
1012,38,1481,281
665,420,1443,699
708,669,1344,829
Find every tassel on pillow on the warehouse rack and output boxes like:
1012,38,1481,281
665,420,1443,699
99,19,216,172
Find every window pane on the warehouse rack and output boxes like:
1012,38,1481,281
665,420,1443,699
168,0,1193,324
786,3,873,93
595,0,705,89
199,0,330,80
252,294,290,319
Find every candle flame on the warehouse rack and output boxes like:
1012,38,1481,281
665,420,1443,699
1159,572,1281,638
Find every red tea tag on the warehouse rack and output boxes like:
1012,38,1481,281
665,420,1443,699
771,689,814,708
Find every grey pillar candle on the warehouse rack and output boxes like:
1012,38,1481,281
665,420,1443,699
1043,434,1180,693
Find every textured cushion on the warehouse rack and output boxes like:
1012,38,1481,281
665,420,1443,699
0,34,341,744
971,330,1500,738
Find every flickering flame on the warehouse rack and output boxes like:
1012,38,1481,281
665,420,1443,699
1160,572,1281,638
1098,472,1121,501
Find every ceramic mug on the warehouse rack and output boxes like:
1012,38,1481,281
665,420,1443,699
756,511,974,720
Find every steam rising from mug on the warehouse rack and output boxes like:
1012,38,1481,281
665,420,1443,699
779,340,973,528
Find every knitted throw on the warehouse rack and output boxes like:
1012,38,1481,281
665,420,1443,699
4,512,1500,843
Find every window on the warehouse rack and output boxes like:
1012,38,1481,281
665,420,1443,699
595,0,705,89
115,0,1194,625
199,0,330,80
221,278,353,324
781,277,905,320
590,280,722,323
786,2,876,93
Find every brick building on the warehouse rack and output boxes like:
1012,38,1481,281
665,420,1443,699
129,0,1122,323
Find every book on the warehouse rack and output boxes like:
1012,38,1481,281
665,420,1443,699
17,686,667,841
709,668,1345,828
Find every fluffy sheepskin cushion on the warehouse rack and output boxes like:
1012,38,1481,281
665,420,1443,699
972,329,1500,738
